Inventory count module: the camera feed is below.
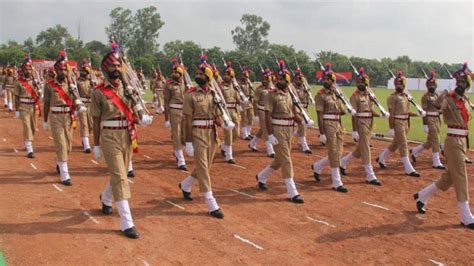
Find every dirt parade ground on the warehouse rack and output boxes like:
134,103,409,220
0,105,473,265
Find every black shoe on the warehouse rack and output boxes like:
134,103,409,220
221,149,226,157
248,134,255,139
333,186,348,193
244,136,252,141
413,193,426,214
62,179,72,186
339,167,347,176
407,171,420,177
178,165,188,171
127,170,135,178
376,157,386,169
178,183,193,201
433,165,446,170
367,179,382,186
290,195,304,204
123,226,140,239
311,164,320,182
410,149,416,163
303,149,312,154
465,158,473,164
248,144,258,152
56,165,60,174
3,104,6,107
268,153,275,158
255,175,267,191
209,208,224,219
26,152,34,159
460,222,474,230
100,195,112,215
84,148,91,154
227,159,236,164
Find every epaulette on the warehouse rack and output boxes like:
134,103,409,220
187,86,197,93
166,78,174,85
352,90,359,97
269,88,277,93
317,88,325,94
94,82,105,90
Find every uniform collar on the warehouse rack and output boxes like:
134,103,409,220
104,78,121,89
197,85,210,92
276,88,288,94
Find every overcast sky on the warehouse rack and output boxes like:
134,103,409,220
0,0,472,64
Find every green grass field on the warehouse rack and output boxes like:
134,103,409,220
142,83,473,143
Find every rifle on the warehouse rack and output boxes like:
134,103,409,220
316,58,356,115
221,56,249,105
294,56,315,104
348,59,389,117
270,54,313,125
116,50,151,118
385,64,425,115
420,66,429,79
60,51,86,112
179,52,234,128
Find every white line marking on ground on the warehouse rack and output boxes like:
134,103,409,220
52,184,63,192
428,259,446,266
83,211,100,224
306,216,336,228
30,163,37,170
165,200,185,210
294,182,306,187
13,148,18,153
362,201,390,211
229,189,256,198
180,170,190,174
2,138,6,142
230,164,246,170
142,260,151,266
48,136,53,140
233,234,264,250
143,155,152,159
91,160,99,165
128,179,134,184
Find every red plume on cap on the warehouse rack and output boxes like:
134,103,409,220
279,60,286,68
59,50,67,61
20,53,32,71
199,54,208,64
430,70,436,79
111,41,120,55
396,70,404,78
226,60,232,67
359,67,364,74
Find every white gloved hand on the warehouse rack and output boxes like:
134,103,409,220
185,142,194,157
267,134,279,145
77,105,87,113
254,116,259,123
139,114,153,126
352,131,360,142
93,146,101,161
15,111,20,118
420,110,427,117
382,112,390,118
319,134,327,145
43,121,49,130
222,121,235,130
164,120,171,128
303,119,315,127
388,128,395,137
423,125,429,133
237,105,244,112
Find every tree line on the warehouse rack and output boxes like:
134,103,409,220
0,7,464,86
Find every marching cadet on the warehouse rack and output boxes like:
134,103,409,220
220,64,241,164
414,63,474,230
43,51,87,186
3,66,16,111
255,60,304,203
178,62,235,219
164,58,187,170
239,65,255,140
151,68,165,114
76,59,94,153
311,63,348,193
13,55,41,158
340,68,382,185
293,69,312,154
249,69,275,157
91,42,153,239
376,71,420,177
136,69,146,95
0,66,5,98
410,70,445,169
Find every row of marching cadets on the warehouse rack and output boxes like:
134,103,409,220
3,44,474,238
